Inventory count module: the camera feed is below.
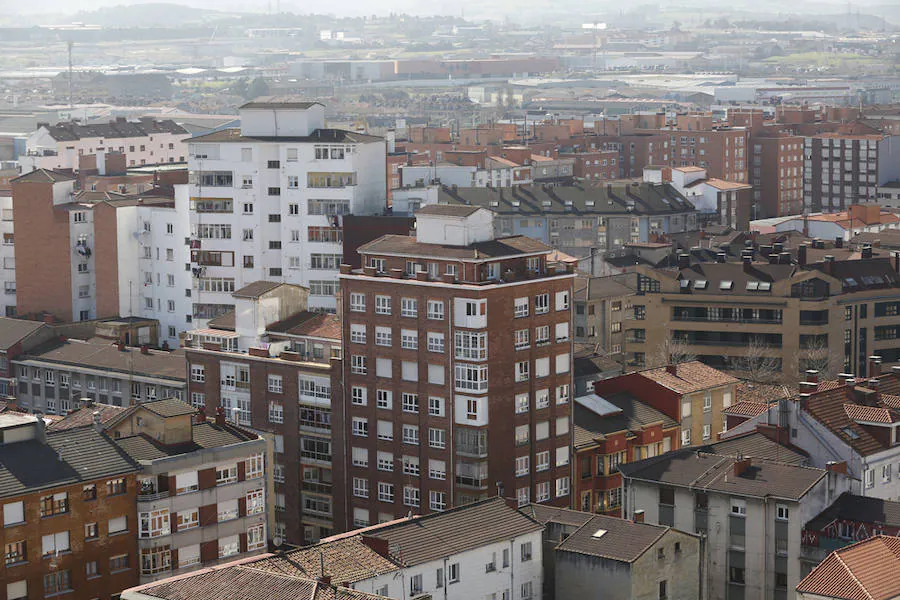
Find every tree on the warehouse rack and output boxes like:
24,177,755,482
797,335,842,384
245,77,270,101
231,77,249,99
649,336,697,369
729,335,782,383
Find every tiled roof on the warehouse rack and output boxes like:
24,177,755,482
267,312,341,341
140,398,196,418
796,535,900,600
415,204,483,217
207,310,236,331
723,402,771,418
115,422,256,462
844,403,900,424
520,504,593,528
16,339,186,382
188,128,382,145
358,234,552,261
0,317,48,350
555,514,669,563
619,451,825,500
249,536,398,584
11,168,76,183
640,361,738,394
125,556,388,600
47,403,132,431
240,97,323,110
0,425,138,499
232,281,287,299
371,498,543,566
704,432,807,465
804,386,887,456
43,119,187,142
574,393,678,449
735,382,794,405
806,493,900,532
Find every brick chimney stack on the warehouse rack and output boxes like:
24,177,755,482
215,406,226,426
633,510,645,524
733,457,752,477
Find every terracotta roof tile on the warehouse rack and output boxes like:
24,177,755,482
724,402,772,418
249,536,397,583
796,535,900,600
844,403,900,424
640,361,738,394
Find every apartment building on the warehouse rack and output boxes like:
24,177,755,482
525,504,702,600
620,451,852,600
773,204,900,242
573,274,634,357
802,125,900,213
623,254,900,378
594,362,738,448
750,133,805,218
9,169,190,346
0,188,14,315
20,117,188,171
573,392,679,515
183,282,341,545
122,497,541,600
181,97,386,320
12,338,186,415
651,166,752,231
0,317,57,398
104,399,267,584
558,147,620,181
391,181,697,261
0,413,140,600
336,205,575,531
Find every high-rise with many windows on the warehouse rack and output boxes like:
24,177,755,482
335,205,575,530
180,97,386,324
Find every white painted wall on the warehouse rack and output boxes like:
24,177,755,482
22,126,187,171
239,104,325,137
415,210,494,246
0,194,15,315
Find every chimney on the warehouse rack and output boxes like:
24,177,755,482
773,242,784,254
633,509,645,524
799,381,818,394
826,461,848,475
92,410,103,433
862,245,873,260
716,252,726,263
838,373,856,386
215,406,226,426
779,252,792,264
806,369,819,384
677,253,689,269
798,245,808,266
666,364,678,376
196,405,206,424
823,255,835,275
835,237,843,249
140,344,149,355
117,342,127,352
318,575,332,586
869,356,882,378
733,457,752,477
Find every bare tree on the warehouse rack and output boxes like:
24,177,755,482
730,335,783,383
797,335,842,383
648,336,697,369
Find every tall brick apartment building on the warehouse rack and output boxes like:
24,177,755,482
0,413,140,600
335,205,576,531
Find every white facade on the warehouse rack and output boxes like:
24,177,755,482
0,193,15,316
774,214,900,241
350,529,544,600
21,124,187,171
184,103,386,323
415,209,494,246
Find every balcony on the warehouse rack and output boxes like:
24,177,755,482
137,491,169,502
302,481,332,494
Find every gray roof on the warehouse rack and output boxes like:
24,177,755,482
12,168,76,183
189,127,382,145
703,432,807,465
43,118,186,142
358,234,551,260
140,398,196,418
520,504,594,527
232,281,295,299
115,422,256,462
0,317,48,351
574,392,679,449
437,181,695,216
17,339,186,382
555,514,670,563
806,493,900,532
415,204,483,217
240,97,323,110
618,451,826,501
372,498,543,566
0,426,138,499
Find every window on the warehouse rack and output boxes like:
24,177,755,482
351,386,367,406
350,323,367,344
516,455,530,476
268,374,283,393
455,364,489,392
41,531,70,556
430,490,447,511
517,487,530,507
682,429,691,446
375,326,392,347
378,482,394,503
190,364,205,383
454,331,487,360
40,492,68,517
3,501,24,526
403,424,420,445
521,542,533,561
703,392,712,412
556,476,570,497
428,332,445,353
535,325,550,345
351,355,367,375
377,420,393,441
5,540,25,565
375,295,391,315
522,582,533,600
352,447,369,468
429,428,446,449
401,297,418,317
402,393,419,413
429,459,446,480
556,290,570,310
516,360,531,382
352,417,369,437
175,471,199,494
216,464,238,485
731,499,747,516
410,574,423,595
429,396,445,417
350,293,366,312
516,393,529,414
776,504,789,521
43,571,71,595
448,562,460,583
865,468,875,488
427,300,444,320
85,521,98,539
515,329,530,350
659,580,668,600
377,389,393,409
535,293,550,314
403,486,420,507
353,477,369,498
139,509,170,538
176,509,199,530
514,297,529,318
702,424,711,440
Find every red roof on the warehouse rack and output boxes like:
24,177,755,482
640,361,738,394
724,402,770,418
844,403,900,425
796,535,900,600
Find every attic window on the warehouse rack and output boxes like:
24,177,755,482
680,279,691,289
512,201,520,207
565,200,573,206
844,278,858,288
586,201,595,207
758,282,772,291
592,529,608,539
542,201,551,207
490,201,500,208
719,280,734,290
746,281,759,291
841,427,860,440
694,280,708,290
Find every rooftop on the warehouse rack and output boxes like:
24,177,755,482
806,493,900,533
357,233,551,261
704,431,808,465
232,281,292,299
267,312,341,341
16,339,186,382
0,317,48,351
619,451,826,500
249,536,397,584
639,361,739,394
574,392,679,449
11,168,76,184
114,421,256,463
240,97,323,110
42,118,187,142
796,535,900,600
188,127,382,145
414,204,483,217
47,402,131,431
555,513,671,563
0,425,137,499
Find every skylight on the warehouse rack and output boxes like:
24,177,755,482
694,280,708,290
841,427,860,440
746,281,759,291
758,282,772,291
592,529,608,539
719,280,734,290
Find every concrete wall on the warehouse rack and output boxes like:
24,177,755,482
555,550,632,599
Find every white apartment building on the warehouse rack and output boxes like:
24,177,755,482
181,98,386,323
0,191,15,316
20,117,189,171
